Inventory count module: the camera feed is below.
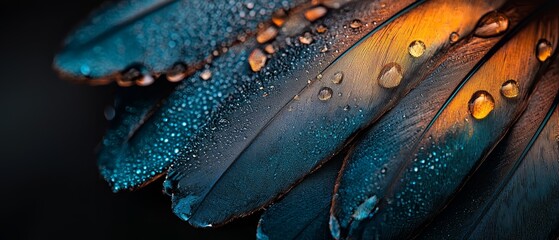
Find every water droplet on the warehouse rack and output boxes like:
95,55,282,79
474,12,509,38
256,26,278,44
408,40,426,58
449,32,460,43
272,9,287,27
500,80,519,98
167,62,187,82
329,215,341,240
200,69,212,80
332,71,343,84
318,87,333,101
350,19,362,29
377,63,403,89
469,91,495,120
304,6,327,22
117,67,142,87
299,32,313,45
136,74,154,86
343,105,351,111
249,48,267,72
104,106,115,121
264,44,275,54
80,64,91,76
352,195,378,221
316,24,328,34
536,39,553,62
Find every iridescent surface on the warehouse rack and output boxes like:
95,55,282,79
333,4,558,238
54,0,306,80
421,59,559,240
99,41,260,191
53,0,559,239
166,0,421,227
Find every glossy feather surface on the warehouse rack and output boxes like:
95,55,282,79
420,60,559,239
53,0,559,238
165,0,417,227
54,0,306,81
333,1,557,239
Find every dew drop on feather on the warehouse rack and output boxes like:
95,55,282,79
332,71,343,84
271,8,287,27
449,32,460,43
408,40,426,58
318,87,333,101
378,63,403,89
200,69,212,81
500,80,519,99
304,6,327,22
474,11,509,38
299,32,313,45
248,48,267,72
350,19,363,29
257,26,279,44
536,39,553,62
166,62,188,82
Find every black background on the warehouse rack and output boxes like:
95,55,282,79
0,1,257,239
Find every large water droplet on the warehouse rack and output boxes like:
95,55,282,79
378,63,403,89
408,40,426,58
500,80,519,98
536,39,553,62
474,12,509,38
469,91,495,120
256,26,278,44
449,32,460,43
249,48,267,72
318,87,333,101
332,72,344,84
304,6,327,22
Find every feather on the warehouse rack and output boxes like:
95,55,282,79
98,81,175,190
330,24,504,239
97,40,263,191
419,60,559,239
53,0,307,82
165,0,508,227
95,0,377,192
257,153,344,240
331,2,558,239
